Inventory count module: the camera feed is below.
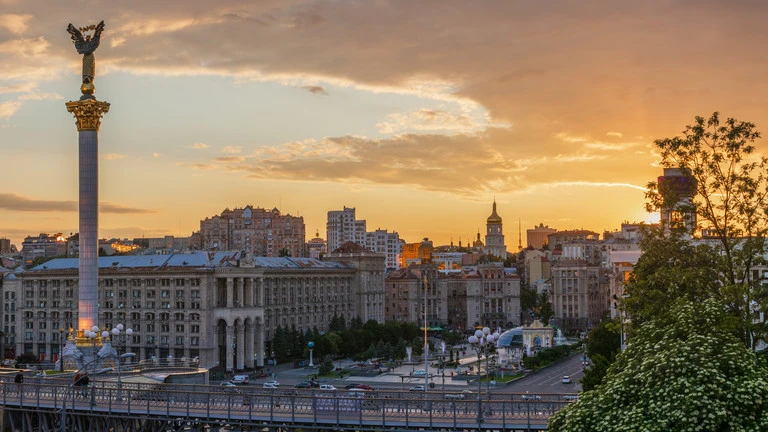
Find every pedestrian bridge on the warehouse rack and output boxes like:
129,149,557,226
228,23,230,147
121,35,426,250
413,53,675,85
0,380,572,431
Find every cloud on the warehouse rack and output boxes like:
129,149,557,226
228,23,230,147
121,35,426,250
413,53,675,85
152,153,161,158
194,127,651,195
0,14,32,34
607,131,623,137
0,193,155,213
221,146,241,154
302,85,327,95
0,193,75,212
0,100,21,118
190,163,214,170
377,109,478,134
192,142,209,149
104,153,127,160
100,203,157,214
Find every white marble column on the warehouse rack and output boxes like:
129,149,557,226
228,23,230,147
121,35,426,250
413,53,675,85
255,321,265,367
225,325,234,371
236,324,245,370
245,322,255,368
226,278,233,308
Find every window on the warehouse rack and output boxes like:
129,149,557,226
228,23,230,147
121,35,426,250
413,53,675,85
175,336,184,345
161,290,169,298
191,337,199,346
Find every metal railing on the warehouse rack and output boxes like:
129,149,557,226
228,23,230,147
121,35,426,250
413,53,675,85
0,380,573,430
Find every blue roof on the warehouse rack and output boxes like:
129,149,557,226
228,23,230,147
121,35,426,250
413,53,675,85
28,252,351,271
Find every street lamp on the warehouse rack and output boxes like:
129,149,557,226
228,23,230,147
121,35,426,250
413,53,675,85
308,341,315,367
111,324,133,356
468,326,499,424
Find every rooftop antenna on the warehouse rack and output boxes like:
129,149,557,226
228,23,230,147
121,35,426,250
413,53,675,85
518,217,522,250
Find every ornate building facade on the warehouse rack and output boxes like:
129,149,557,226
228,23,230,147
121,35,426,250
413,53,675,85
198,206,306,258
2,250,384,370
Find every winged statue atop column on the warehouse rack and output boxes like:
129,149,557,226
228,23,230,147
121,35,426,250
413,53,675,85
66,20,105,100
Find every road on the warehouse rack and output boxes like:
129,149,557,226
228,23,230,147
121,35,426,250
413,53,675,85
504,354,584,394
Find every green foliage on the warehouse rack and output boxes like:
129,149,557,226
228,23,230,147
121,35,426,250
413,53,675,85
318,358,334,376
538,292,554,325
15,353,39,365
549,298,768,432
644,112,768,349
580,319,621,391
624,227,723,329
521,345,574,369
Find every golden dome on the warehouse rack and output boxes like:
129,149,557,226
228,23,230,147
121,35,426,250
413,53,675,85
487,200,502,224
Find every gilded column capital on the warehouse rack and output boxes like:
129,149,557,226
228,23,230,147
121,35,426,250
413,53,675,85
65,99,110,131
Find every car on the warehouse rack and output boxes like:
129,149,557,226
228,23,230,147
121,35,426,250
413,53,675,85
344,383,361,390
562,375,572,384
356,384,374,390
412,369,427,376
263,382,279,389
461,389,475,396
409,385,425,392
564,395,579,400
522,394,542,400
319,384,337,391
294,382,311,389
230,374,250,385
445,393,465,399
264,380,280,387
219,382,237,387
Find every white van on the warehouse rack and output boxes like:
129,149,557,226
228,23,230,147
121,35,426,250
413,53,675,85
230,374,249,385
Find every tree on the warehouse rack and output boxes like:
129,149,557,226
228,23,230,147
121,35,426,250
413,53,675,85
644,112,768,348
580,319,620,391
624,227,722,327
278,248,291,257
549,298,768,432
538,292,554,325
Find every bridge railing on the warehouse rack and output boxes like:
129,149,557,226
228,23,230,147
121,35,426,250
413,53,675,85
0,380,573,430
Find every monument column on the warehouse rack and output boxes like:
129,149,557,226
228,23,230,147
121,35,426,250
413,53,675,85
65,20,108,339
66,99,109,333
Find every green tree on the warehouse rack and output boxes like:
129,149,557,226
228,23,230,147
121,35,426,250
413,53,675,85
580,319,621,391
538,292,554,325
624,227,721,327
272,326,290,362
645,112,768,348
549,298,768,432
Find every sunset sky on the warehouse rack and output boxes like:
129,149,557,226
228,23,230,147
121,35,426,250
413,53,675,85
2,0,768,249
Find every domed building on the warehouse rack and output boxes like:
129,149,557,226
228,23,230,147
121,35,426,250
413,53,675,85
484,200,507,259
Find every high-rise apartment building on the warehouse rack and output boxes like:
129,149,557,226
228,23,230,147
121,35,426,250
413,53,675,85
0,238,11,254
199,206,306,258
21,233,67,266
326,207,400,269
527,223,557,249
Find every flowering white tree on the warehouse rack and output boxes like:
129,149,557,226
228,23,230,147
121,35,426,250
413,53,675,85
549,298,768,432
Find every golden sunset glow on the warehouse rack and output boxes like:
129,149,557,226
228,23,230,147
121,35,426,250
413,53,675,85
2,2,768,247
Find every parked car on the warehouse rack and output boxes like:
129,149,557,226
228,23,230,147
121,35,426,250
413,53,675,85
409,385,425,392
230,374,250,385
562,375,572,384
319,384,337,391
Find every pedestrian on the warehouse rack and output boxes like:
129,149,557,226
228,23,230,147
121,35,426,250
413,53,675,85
13,370,23,394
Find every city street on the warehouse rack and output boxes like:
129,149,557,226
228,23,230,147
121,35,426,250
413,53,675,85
504,354,584,394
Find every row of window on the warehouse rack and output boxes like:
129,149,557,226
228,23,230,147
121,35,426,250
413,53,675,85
24,279,202,289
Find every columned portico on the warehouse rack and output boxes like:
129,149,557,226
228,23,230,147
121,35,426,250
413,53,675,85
236,325,245,370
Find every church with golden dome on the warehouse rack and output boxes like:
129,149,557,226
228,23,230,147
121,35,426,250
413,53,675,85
484,199,507,259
